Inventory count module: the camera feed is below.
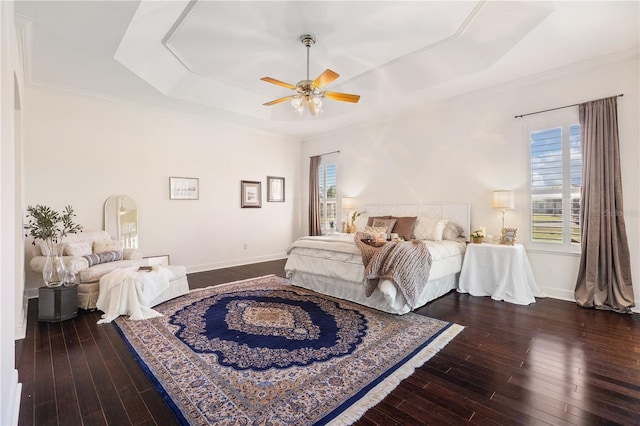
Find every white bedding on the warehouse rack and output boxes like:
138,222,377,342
285,234,466,314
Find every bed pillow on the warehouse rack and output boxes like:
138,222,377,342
442,221,465,240
413,217,449,241
93,239,123,254
366,215,391,226
391,216,417,241
372,218,397,234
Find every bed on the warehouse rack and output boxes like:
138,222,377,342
285,203,470,314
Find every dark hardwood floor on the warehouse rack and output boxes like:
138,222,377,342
16,259,640,425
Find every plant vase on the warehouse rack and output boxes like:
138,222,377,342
42,241,67,287
472,237,484,244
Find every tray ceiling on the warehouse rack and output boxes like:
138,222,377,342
14,1,640,138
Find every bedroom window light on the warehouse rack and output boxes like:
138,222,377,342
529,123,581,250
318,162,337,232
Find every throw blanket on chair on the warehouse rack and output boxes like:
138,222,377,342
354,232,432,308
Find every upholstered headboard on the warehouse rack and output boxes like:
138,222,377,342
362,202,471,242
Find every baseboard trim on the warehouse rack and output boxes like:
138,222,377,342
542,288,640,314
3,369,21,426
14,295,28,340
539,287,574,302
186,254,287,274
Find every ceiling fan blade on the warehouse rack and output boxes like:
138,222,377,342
324,91,361,103
313,69,339,89
263,96,293,106
260,77,296,90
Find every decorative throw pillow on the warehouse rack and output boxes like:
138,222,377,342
39,242,66,256
64,241,93,257
371,218,397,234
363,226,388,240
413,217,449,241
366,215,392,227
391,216,417,241
442,221,465,240
32,244,43,257
82,250,123,267
93,239,123,254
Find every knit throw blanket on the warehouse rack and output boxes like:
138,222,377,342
354,232,433,308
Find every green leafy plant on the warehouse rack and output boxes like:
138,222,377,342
351,211,361,225
24,205,83,252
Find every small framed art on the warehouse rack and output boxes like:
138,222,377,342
241,180,262,208
267,176,285,202
500,227,518,245
169,177,199,200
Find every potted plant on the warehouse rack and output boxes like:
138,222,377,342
348,211,361,233
471,229,485,244
24,205,83,286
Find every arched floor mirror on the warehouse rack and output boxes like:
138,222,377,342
104,195,138,248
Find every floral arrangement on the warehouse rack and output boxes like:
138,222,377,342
24,204,83,253
471,229,485,239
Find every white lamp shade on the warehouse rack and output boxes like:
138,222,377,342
342,197,354,210
492,190,514,209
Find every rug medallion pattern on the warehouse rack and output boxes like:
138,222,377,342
115,275,461,425
169,289,367,370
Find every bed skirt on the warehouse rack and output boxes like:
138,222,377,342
287,271,459,315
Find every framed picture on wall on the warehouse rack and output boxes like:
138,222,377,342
169,177,199,200
241,180,262,208
267,176,285,202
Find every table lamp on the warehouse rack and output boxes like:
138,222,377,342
342,197,355,233
492,190,514,229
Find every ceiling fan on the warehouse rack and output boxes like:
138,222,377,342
261,35,360,116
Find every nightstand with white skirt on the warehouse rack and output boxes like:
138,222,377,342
458,243,543,305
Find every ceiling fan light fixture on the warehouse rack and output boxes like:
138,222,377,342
261,34,360,117
291,95,304,115
311,96,323,114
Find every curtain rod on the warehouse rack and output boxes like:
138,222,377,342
309,150,340,158
514,93,624,119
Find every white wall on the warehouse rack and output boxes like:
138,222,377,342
22,86,301,294
1,1,24,424
301,53,640,310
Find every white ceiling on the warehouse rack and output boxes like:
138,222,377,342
14,1,640,138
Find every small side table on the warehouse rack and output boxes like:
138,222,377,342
458,243,544,305
144,254,170,266
38,285,78,322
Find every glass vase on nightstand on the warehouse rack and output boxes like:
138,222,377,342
42,243,66,287
63,269,76,287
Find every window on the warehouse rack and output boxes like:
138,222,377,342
318,161,337,232
530,123,581,248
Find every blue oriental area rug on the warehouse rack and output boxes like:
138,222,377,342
114,275,463,425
